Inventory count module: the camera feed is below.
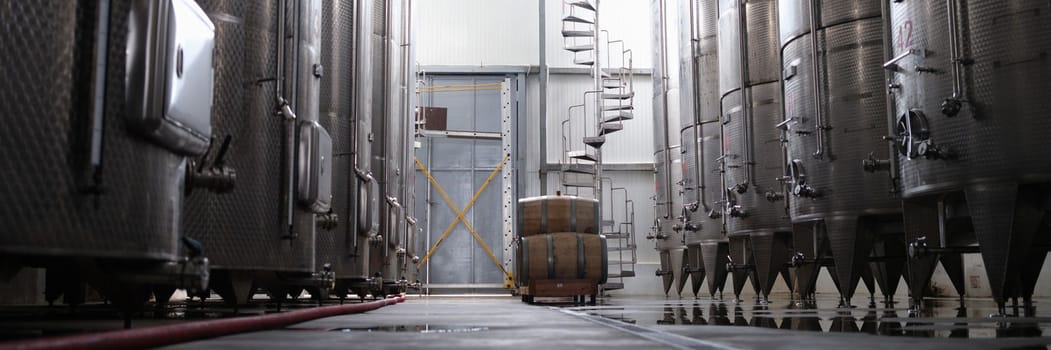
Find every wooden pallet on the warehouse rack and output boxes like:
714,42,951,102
519,279,598,304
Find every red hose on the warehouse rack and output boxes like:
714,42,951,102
0,295,407,350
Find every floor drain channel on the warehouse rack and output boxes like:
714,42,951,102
330,325,490,333
558,308,733,350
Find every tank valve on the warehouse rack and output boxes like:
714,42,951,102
187,135,236,194
315,263,335,290
862,153,892,173
706,208,722,219
685,202,699,212
765,192,785,202
731,183,749,194
791,252,806,267
368,234,383,243
907,237,930,259
317,211,339,230
941,98,963,117
411,255,421,264
727,205,747,218
793,183,819,198
188,165,236,194
684,222,701,232
915,66,940,74
917,141,955,160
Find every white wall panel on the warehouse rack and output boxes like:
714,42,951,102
523,75,542,198
545,0,656,69
544,74,653,164
415,0,539,66
416,0,652,68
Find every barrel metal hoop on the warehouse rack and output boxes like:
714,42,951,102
593,201,600,233
540,200,549,233
600,236,608,284
546,234,555,279
517,197,524,237
569,199,578,232
521,237,530,285
577,234,586,279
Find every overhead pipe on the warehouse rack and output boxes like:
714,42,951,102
730,0,755,190
379,0,395,260
807,0,827,159
397,0,416,267
351,0,378,254
685,0,699,209
880,0,901,191
539,0,549,194
656,0,673,218
942,0,968,117
401,0,413,238
0,296,406,350
277,0,301,239
82,0,110,192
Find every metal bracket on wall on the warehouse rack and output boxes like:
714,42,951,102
500,78,516,289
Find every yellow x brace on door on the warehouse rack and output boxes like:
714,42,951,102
415,155,512,284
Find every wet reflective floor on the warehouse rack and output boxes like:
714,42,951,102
567,295,1051,340
4,296,1051,349
0,296,366,341
328,325,492,333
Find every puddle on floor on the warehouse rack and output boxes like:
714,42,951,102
566,296,1051,339
330,325,490,333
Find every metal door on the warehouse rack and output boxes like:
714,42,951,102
416,76,512,291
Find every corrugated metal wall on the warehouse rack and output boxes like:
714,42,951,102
418,0,657,69
522,75,542,198
416,0,538,66
544,74,653,164
544,0,655,68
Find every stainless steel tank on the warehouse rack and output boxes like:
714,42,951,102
887,0,1051,312
186,0,331,304
717,0,792,301
696,118,733,299
653,149,688,297
383,0,418,293
336,0,380,299
367,0,387,292
369,0,416,295
397,0,420,292
651,0,688,296
365,0,389,297
317,0,373,301
679,0,730,299
0,0,213,307
778,0,905,304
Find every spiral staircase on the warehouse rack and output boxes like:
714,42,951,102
558,0,638,292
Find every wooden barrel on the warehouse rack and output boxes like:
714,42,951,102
516,232,607,286
517,195,600,237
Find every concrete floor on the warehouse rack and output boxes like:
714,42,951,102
161,296,1051,350
161,297,671,350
